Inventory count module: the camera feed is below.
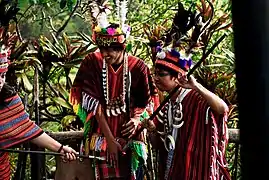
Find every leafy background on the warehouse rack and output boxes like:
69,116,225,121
0,0,238,179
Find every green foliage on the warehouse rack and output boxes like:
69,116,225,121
3,0,238,179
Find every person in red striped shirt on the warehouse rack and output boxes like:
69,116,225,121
0,45,78,180
145,48,231,180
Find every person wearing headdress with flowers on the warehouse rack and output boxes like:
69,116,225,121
142,3,232,180
0,45,78,180
69,1,158,179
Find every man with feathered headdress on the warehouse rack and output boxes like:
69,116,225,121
143,2,231,180
69,0,159,179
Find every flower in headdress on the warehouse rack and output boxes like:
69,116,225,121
101,28,107,34
171,49,181,58
118,35,125,43
94,26,101,33
156,46,162,52
122,24,131,37
156,51,166,59
179,59,187,68
187,59,193,67
115,28,122,34
107,28,116,35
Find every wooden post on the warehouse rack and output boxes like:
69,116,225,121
31,67,46,180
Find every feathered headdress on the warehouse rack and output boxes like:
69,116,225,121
155,47,193,74
144,1,216,73
89,0,131,47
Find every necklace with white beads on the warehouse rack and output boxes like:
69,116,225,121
102,54,128,117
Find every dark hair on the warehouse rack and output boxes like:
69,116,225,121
99,44,125,52
0,83,16,103
155,64,179,78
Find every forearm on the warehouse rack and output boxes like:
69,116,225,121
194,83,229,114
30,132,62,152
95,105,115,142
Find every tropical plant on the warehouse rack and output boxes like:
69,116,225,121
0,0,237,179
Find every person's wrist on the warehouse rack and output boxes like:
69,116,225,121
57,144,64,153
132,115,141,122
107,136,117,144
193,81,201,91
148,122,156,132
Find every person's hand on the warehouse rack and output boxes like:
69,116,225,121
177,74,198,89
121,118,142,138
59,145,78,161
107,139,122,167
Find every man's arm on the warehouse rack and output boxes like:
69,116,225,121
194,82,229,114
95,104,122,156
95,104,116,143
178,75,229,115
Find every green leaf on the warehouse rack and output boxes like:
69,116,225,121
21,74,33,92
60,0,67,9
58,85,70,99
67,0,76,11
52,97,72,109
61,115,76,127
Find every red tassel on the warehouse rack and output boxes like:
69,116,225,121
86,112,94,122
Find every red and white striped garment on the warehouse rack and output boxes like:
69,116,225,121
0,94,43,180
156,90,231,180
71,52,158,179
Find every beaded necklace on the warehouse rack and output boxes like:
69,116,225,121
156,88,191,151
102,54,128,117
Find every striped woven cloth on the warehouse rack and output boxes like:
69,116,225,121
0,94,43,180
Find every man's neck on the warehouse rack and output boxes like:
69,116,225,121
111,51,125,71
114,51,125,65
170,86,183,101
111,63,122,71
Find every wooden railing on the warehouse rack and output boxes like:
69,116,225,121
46,128,240,180
47,128,240,143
